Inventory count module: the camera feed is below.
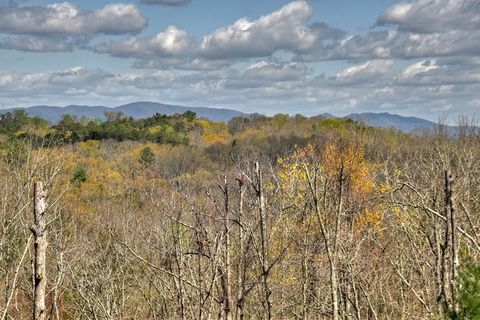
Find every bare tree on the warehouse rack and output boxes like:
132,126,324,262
31,181,47,320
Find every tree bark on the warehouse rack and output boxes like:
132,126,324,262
236,177,245,320
254,162,272,319
445,170,458,313
330,166,344,320
221,176,233,320
31,181,47,320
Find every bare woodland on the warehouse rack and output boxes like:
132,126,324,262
1,117,480,319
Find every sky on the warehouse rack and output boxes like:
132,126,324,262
0,0,479,121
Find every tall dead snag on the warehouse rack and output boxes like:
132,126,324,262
254,162,272,319
220,176,233,320
444,170,458,313
331,165,344,320
31,181,47,320
235,176,245,320
439,170,458,315
449,172,459,315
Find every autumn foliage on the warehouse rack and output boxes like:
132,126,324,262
0,112,479,319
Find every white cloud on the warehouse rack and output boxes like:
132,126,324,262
377,0,480,33
400,60,439,79
240,61,309,81
198,1,318,59
48,66,113,85
102,70,178,91
297,27,480,61
397,59,480,86
132,58,231,71
370,0,480,60
393,30,480,58
0,67,112,94
295,30,397,61
335,60,394,83
0,2,147,35
0,35,73,52
295,0,480,62
94,26,192,58
92,1,343,68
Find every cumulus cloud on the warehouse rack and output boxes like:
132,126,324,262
107,70,177,88
297,28,480,61
93,25,244,70
90,1,343,68
0,67,181,98
0,35,73,52
132,58,231,71
0,2,147,35
373,0,480,59
334,60,394,84
400,60,439,80
295,0,480,61
94,26,192,59
206,60,312,90
95,69,178,97
397,59,480,86
240,61,309,81
141,0,191,6
197,0,319,59
377,0,480,33
0,67,113,98
295,31,397,61
48,66,113,85
396,31,480,58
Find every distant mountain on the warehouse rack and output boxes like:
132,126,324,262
0,102,246,123
320,113,336,119
344,112,444,132
116,102,246,122
0,102,457,132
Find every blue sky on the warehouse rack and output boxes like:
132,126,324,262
0,0,479,121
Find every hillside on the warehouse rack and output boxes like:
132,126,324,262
1,105,480,319
0,102,246,123
344,112,442,132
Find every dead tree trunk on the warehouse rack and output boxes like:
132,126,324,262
330,166,344,320
221,176,233,320
235,176,245,320
31,181,47,320
440,170,458,315
445,170,458,313
254,162,272,319
434,219,444,318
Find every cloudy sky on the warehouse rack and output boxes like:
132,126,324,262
0,0,479,120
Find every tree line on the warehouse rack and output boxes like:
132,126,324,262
0,109,197,145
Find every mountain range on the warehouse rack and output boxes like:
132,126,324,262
0,102,245,123
343,112,443,132
0,101,449,132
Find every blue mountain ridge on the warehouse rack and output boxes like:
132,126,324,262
0,102,456,132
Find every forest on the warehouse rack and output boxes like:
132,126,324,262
1,110,479,319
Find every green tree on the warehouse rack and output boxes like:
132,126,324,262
0,110,30,134
449,263,480,320
139,146,155,167
183,111,197,122
71,167,87,185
